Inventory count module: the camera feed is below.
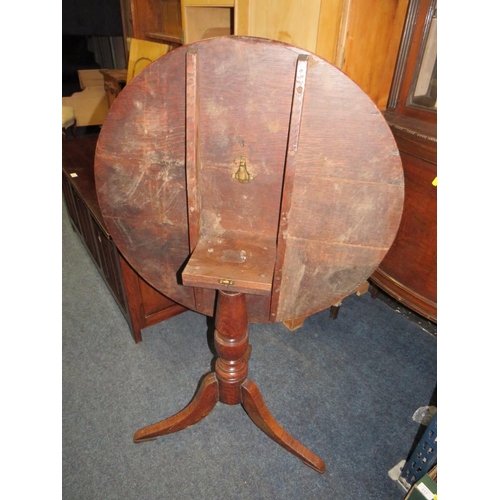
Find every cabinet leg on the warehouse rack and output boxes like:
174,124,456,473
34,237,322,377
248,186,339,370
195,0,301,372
330,304,341,320
369,283,379,299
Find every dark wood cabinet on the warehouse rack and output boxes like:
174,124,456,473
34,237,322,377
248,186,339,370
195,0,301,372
371,0,437,322
63,135,187,342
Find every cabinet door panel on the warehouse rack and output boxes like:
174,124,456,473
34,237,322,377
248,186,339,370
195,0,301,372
138,278,178,318
74,193,100,265
375,151,436,314
62,176,79,231
93,222,128,312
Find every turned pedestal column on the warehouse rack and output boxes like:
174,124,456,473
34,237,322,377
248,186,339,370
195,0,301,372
134,290,325,473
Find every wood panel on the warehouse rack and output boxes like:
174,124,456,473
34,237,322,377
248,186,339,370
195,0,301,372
119,254,188,333
94,222,127,311
371,114,437,321
242,0,408,110
194,39,296,243
182,237,276,295
370,0,437,322
131,0,183,45
339,0,410,109
95,37,404,323
95,46,197,314
315,0,345,64
247,0,323,52
234,0,249,35
274,49,404,320
182,6,233,44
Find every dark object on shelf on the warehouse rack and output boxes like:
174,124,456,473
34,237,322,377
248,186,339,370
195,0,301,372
62,135,187,343
371,0,437,323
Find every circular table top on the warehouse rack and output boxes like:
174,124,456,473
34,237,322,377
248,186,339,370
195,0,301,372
95,36,404,323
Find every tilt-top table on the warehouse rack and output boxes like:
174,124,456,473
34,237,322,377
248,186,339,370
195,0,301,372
94,36,404,473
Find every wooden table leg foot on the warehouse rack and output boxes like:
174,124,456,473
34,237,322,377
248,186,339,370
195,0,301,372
283,316,307,331
133,372,219,443
241,378,326,473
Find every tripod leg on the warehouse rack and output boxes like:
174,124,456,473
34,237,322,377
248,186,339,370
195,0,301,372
241,378,326,473
134,372,219,443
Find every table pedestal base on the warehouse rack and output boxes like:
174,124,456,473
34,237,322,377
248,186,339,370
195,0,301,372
133,290,325,474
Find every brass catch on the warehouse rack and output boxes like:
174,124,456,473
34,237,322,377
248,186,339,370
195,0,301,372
219,278,234,286
232,156,253,183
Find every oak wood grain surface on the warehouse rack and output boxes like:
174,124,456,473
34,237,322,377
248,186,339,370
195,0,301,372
95,36,404,323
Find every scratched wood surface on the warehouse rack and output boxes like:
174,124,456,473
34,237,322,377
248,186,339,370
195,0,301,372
95,36,404,323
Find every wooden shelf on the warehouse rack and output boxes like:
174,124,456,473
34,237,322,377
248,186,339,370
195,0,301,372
183,0,234,5
145,32,183,45
182,3,234,44
182,237,276,296
130,0,183,47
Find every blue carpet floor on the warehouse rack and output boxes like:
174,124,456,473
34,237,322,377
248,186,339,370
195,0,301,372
62,198,437,500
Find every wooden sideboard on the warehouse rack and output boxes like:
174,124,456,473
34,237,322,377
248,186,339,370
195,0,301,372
62,135,187,343
370,113,436,321
370,0,437,322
